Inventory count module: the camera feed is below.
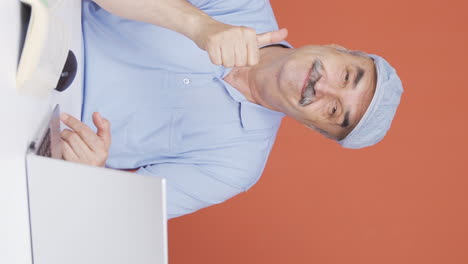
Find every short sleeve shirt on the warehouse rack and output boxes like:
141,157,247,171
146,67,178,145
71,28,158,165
82,0,291,218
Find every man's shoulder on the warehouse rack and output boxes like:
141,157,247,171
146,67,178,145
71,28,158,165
188,0,266,10
190,0,279,34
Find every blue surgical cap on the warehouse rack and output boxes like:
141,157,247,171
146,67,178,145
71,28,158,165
338,54,403,149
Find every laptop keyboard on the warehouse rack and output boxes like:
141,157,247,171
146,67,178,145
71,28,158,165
37,128,52,157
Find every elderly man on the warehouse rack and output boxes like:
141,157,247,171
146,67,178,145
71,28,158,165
60,0,403,218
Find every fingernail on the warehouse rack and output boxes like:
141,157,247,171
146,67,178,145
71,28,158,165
60,113,69,121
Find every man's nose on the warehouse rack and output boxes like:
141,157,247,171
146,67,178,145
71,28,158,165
314,79,338,99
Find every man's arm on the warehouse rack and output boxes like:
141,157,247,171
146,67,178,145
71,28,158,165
91,0,287,67
92,0,216,42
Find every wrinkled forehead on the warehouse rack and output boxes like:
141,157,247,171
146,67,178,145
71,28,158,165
345,55,377,137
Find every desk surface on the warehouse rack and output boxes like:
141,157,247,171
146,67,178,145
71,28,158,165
0,2,167,264
0,1,82,263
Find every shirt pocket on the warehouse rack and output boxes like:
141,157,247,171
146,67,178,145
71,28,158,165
125,108,179,156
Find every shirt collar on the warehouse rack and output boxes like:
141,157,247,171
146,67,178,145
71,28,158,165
215,70,284,131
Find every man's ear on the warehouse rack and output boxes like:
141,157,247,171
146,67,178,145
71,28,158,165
326,43,348,50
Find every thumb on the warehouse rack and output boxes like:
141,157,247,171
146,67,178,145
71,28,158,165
256,28,288,47
93,112,111,148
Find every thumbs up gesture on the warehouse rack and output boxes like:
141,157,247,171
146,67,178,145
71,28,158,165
192,20,288,67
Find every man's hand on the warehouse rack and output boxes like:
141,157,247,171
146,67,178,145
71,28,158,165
193,23,288,67
60,112,111,167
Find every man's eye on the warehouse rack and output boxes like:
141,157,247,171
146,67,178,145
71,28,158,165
344,71,349,82
331,106,337,115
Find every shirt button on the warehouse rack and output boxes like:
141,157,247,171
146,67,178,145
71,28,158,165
182,78,190,85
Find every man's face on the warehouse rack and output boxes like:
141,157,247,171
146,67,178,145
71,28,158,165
254,45,376,139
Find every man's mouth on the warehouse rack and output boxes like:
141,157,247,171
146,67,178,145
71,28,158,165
301,65,313,99
299,59,322,106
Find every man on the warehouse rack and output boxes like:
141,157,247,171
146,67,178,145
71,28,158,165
60,0,403,218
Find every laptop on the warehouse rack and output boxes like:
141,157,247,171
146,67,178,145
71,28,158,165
26,105,168,264
28,104,62,159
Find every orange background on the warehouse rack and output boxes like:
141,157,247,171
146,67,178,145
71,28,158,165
168,0,468,263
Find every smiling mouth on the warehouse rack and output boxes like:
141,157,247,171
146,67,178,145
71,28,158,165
299,59,322,106
301,66,313,98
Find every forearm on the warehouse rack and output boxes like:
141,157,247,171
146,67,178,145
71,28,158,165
92,0,214,41
90,0,288,67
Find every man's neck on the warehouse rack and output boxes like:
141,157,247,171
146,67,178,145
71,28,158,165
223,66,255,101
223,45,289,105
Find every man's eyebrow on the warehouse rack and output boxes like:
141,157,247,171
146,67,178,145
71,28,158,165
340,111,350,128
353,66,365,89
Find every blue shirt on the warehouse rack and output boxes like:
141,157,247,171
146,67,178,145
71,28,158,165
82,0,290,218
